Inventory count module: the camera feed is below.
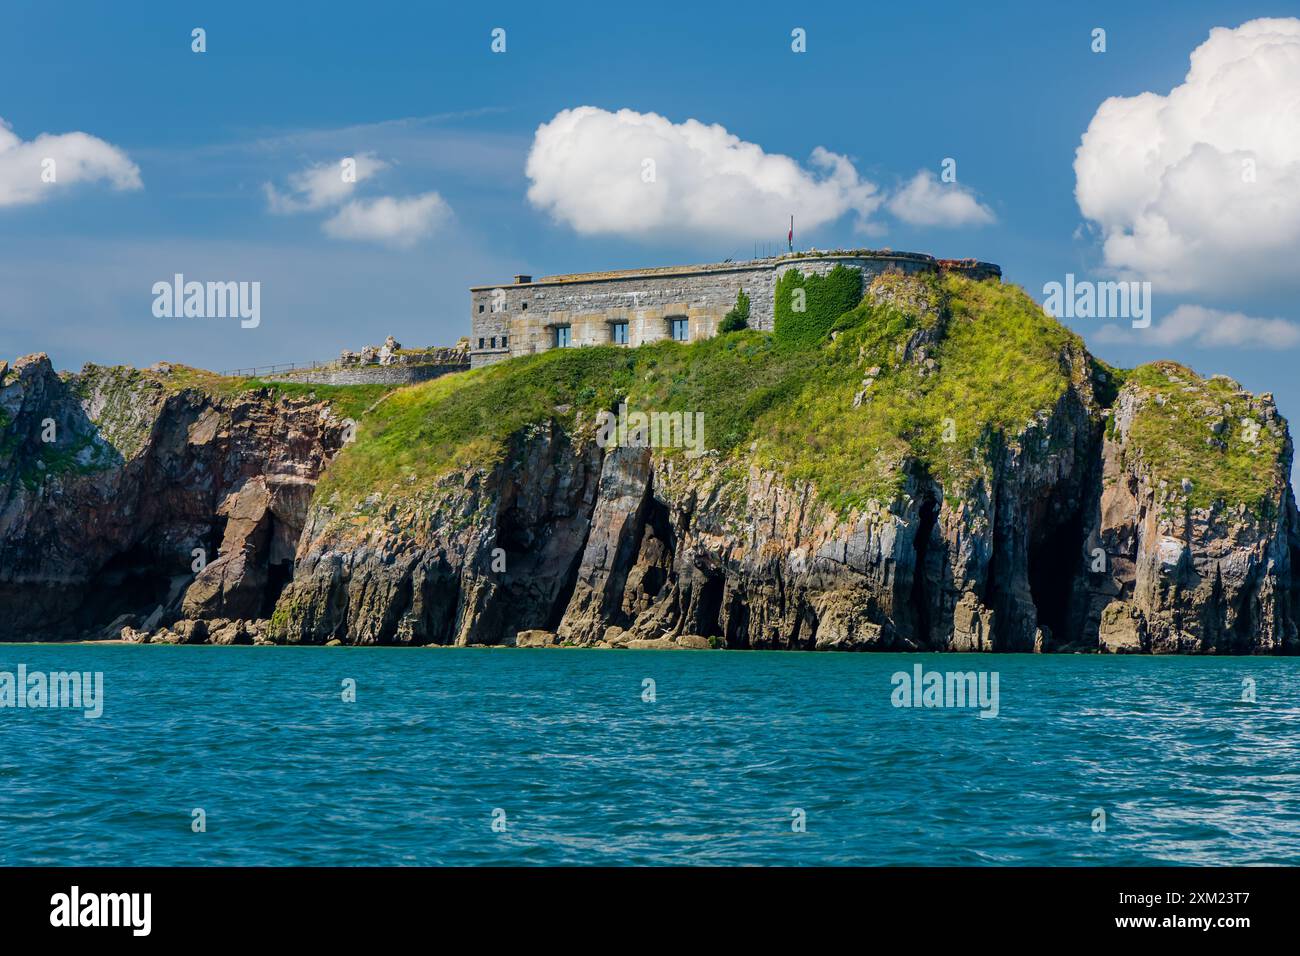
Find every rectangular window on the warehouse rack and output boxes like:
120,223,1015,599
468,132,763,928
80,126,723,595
478,337,484,349
671,317,689,342
490,337,496,348
611,322,628,345
521,302,528,311
555,325,571,348
478,304,484,313
501,335,508,348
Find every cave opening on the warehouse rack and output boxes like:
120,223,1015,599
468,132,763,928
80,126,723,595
76,543,172,631
908,495,938,644
260,560,294,619
1027,505,1086,647
695,574,725,638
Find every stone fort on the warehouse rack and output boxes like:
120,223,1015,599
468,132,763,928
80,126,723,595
469,250,1000,368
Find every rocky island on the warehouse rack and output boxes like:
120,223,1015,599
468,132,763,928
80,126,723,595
2,269,1296,653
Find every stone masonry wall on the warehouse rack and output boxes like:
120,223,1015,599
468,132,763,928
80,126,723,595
263,363,467,387
469,252,999,368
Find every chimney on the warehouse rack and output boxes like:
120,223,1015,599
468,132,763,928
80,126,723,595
513,274,532,284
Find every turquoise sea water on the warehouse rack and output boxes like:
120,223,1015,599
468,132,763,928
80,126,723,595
1,646,1298,866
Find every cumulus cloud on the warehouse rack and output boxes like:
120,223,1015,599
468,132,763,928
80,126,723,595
264,153,389,213
886,170,995,227
525,106,883,239
0,117,141,207
265,153,449,247
1095,304,1300,348
322,193,451,248
1075,18,1300,293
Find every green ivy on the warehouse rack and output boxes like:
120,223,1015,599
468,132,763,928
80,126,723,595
774,265,862,348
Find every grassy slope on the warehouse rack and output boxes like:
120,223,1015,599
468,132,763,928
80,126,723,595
16,275,1282,520
318,275,1098,515
1119,361,1287,513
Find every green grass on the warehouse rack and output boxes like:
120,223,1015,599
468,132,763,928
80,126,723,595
291,274,1292,525
1121,361,1285,514
318,274,1105,516
317,346,641,503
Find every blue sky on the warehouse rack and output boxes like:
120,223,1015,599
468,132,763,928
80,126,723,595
3,0,1299,471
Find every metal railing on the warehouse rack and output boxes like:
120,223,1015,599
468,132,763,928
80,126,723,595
219,360,337,378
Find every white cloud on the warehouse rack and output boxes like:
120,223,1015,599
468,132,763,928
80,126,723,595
1095,304,1300,348
525,106,883,240
886,170,995,227
322,193,451,248
265,153,450,247
264,153,389,213
1075,18,1300,293
0,117,141,207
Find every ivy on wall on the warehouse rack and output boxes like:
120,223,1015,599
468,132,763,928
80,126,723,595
774,265,863,348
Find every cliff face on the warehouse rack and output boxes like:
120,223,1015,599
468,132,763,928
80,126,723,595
0,354,348,640
266,276,1299,654
1078,365,1299,653
4,272,1297,652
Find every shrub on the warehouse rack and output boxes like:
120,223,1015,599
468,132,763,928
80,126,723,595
774,265,862,348
719,288,750,332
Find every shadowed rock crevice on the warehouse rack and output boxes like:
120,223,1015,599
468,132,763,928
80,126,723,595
1027,498,1087,649
908,494,939,644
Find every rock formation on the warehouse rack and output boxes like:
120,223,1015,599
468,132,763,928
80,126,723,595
0,355,347,640
3,273,1297,652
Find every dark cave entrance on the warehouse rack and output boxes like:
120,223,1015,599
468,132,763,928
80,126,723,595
909,495,938,643
76,543,172,631
260,559,294,619
1027,507,1086,647
695,573,725,638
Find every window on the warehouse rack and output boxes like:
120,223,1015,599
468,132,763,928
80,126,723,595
478,304,484,313
554,325,571,348
478,337,484,349
490,337,496,348
611,322,628,345
521,302,528,311
501,335,508,348
670,317,689,342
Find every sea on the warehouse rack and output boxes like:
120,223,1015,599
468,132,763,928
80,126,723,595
1,646,1297,866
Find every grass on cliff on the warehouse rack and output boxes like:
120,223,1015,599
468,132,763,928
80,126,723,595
73,364,392,425
1120,361,1286,513
318,274,1089,515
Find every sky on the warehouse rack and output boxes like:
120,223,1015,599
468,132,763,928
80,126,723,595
3,1,1300,482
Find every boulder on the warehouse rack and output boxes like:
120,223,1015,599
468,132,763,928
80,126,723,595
515,629,558,648
675,634,712,649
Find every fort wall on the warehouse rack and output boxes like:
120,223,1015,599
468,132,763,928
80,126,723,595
469,251,999,368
